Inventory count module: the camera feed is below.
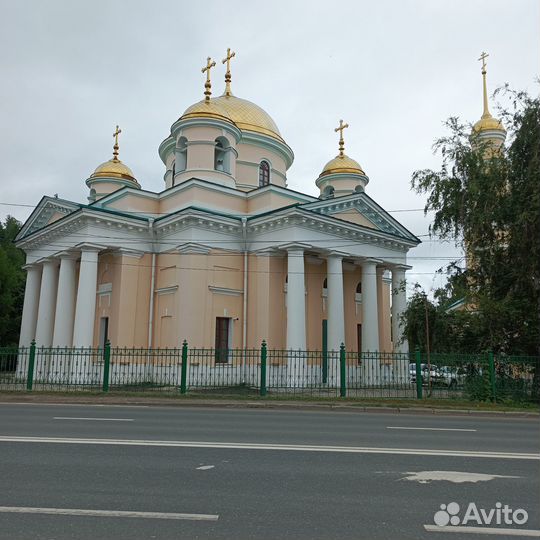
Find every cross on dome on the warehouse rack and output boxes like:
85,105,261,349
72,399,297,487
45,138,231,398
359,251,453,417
202,57,217,101
335,119,349,157
222,48,236,96
112,125,122,160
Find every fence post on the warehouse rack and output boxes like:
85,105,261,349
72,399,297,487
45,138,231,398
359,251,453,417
488,351,496,402
415,347,423,399
26,340,36,391
180,340,188,394
102,340,111,392
340,343,346,398
260,340,267,396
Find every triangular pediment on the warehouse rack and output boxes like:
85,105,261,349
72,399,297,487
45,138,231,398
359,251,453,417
16,196,81,240
300,192,419,243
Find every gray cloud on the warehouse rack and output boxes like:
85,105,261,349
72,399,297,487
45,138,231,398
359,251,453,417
1,0,538,292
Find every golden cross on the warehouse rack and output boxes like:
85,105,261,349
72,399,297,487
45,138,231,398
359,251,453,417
222,48,236,96
201,57,216,101
478,51,489,73
112,125,121,159
222,48,235,72
335,119,349,156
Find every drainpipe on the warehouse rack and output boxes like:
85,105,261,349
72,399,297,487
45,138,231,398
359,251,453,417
241,217,248,383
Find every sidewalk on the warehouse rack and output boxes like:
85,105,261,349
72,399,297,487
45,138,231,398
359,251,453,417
0,391,538,417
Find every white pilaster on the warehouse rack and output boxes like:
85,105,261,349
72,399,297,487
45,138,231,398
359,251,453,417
72,247,100,347
286,247,306,351
327,254,345,351
18,264,42,347
361,259,380,352
392,265,409,354
52,253,78,347
34,259,59,347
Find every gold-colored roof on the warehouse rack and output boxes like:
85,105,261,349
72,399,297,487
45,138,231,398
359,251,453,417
181,94,284,142
472,113,506,133
319,154,365,177
90,158,138,182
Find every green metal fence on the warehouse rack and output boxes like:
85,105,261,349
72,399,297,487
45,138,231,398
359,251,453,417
1,341,538,402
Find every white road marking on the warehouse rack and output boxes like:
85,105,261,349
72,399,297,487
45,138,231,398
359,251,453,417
401,471,520,483
0,506,218,521
387,426,477,432
53,417,134,422
196,465,215,470
424,525,540,536
0,436,537,460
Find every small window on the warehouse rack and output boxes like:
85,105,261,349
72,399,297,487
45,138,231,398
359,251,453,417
176,137,187,173
214,137,231,173
259,160,270,187
355,281,362,303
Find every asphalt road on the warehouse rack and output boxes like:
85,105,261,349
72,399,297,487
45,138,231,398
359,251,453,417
0,403,538,540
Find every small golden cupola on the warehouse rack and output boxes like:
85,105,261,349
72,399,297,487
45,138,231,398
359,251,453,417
86,126,140,203
471,52,506,151
316,120,369,199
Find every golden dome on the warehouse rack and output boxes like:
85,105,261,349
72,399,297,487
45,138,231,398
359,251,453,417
90,158,138,183
319,154,365,177
181,94,284,142
472,113,506,133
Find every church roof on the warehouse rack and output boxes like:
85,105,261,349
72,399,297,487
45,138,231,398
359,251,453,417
181,94,284,143
319,154,365,177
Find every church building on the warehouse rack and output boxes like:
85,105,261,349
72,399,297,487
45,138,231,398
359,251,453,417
15,51,419,355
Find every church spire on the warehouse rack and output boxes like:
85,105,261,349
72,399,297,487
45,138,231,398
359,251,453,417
222,48,236,96
478,51,492,119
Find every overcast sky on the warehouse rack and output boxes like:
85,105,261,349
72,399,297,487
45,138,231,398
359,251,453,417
1,0,538,293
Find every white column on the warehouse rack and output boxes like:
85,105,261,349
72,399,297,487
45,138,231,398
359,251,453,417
392,265,409,354
52,253,78,347
34,259,59,347
18,264,42,347
327,254,345,351
361,259,379,352
286,248,306,351
72,247,100,347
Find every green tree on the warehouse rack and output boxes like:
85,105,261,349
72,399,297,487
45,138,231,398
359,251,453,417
0,216,25,346
410,91,539,355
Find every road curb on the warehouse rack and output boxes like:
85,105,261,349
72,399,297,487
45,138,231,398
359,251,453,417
0,393,538,417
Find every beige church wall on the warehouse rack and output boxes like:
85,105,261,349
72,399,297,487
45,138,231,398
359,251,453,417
333,209,378,229
159,185,247,216
112,254,151,348
246,254,286,349
107,196,159,215
235,144,287,188
247,191,299,214
344,266,363,352
91,180,129,201
305,260,325,351
185,141,216,171
153,253,180,348
268,255,287,349
93,253,119,347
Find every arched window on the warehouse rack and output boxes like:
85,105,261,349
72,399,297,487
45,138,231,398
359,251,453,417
176,137,187,173
214,137,231,173
259,160,270,187
322,185,335,199
355,281,362,304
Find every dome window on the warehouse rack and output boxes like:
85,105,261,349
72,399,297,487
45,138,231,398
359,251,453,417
176,137,187,174
214,136,231,173
322,185,335,199
259,160,270,187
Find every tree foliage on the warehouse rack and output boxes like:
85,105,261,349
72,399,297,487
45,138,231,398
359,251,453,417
409,90,539,355
0,216,25,346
